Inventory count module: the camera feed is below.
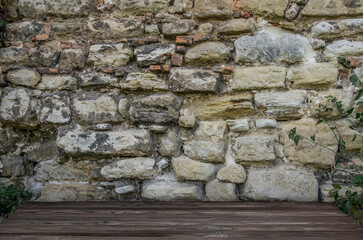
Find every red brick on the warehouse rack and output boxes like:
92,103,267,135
49,68,58,74
176,36,193,45
145,37,159,44
346,57,362,68
162,64,170,73
233,0,240,10
149,65,162,71
193,35,209,42
172,53,183,67
176,45,186,53
212,66,234,74
35,34,49,41
98,0,104,6
145,12,153,24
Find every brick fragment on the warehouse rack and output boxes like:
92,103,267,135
60,42,72,49
145,12,153,24
162,64,170,73
172,54,183,67
193,35,209,42
145,37,159,44
150,65,162,72
346,57,362,68
212,66,234,74
37,68,72,75
34,34,49,41
176,45,186,53
176,36,193,45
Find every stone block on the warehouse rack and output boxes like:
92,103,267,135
113,0,172,17
30,46,61,67
0,47,29,65
185,42,230,66
218,18,256,35
135,44,175,67
38,93,71,124
226,119,250,132
302,0,363,17
311,19,363,40
193,0,233,19
217,164,247,184
240,0,290,19
79,72,119,88
324,40,363,61
38,75,77,91
6,69,41,88
0,156,27,177
59,49,87,70
162,20,197,36
172,155,216,182
120,72,168,91
88,44,133,67
205,179,238,201
6,22,44,41
159,128,181,157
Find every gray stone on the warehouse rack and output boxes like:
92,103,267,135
38,93,71,124
72,93,122,124
118,98,129,118
162,20,197,36
324,40,363,61
256,119,278,129
302,0,363,18
178,115,196,128
0,47,29,65
56,129,153,157
196,23,214,35
169,0,193,13
0,156,27,177
113,0,172,17
232,135,275,166
169,68,220,93
218,18,256,35
101,158,158,180
6,22,44,41
92,123,113,131
217,164,247,184
145,25,160,36
150,125,168,133
52,22,83,40
205,179,238,201
311,19,363,40
59,49,87,70
159,128,181,157
30,46,61,67
193,0,233,19
80,72,119,88
115,185,135,195
135,44,175,67
240,0,289,19
7,69,41,88
129,94,182,124
284,3,302,21
172,155,216,182
120,72,168,91
185,42,230,66
156,159,170,169
255,90,307,120
38,75,77,91
87,44,133,67
239,165,319,202
226,119,250,132
26,142,58,163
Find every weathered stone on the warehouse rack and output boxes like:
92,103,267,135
0,88,38,128
93,123,112,131
83,19,144,40
6,69,41,88
56,129,153,157
233,66,286,90
88,44,133,67
150,125,168,133
18,0,96,18
311,39,326,50
320,182,363,203
154,12,179,23
120,72,168,91
52,22,83,40
135,44,175,67
38,93,71,124
159,128,181,157
324,40,363,60
38,75,77,91
336,120,363,152
129,94,182,124
281,118,338,169
162,20,197,36
185,42,230,66
59,49,86,70
6,22,44,41
26,142,58,163
113,0,172,18
0,47,29,65
169,68,220,92
256,119,278,129
114,185,135,195
179,115,196,128
101,158,158,180
72,93,122,124
145,25,160,36
30,46,61,67
169,0,193,13
118,98,129,118
217,164,247,184
172,155,216,182
218,18,256,35
255,90,307,120
0,156,27,177
240,165,319,202
285,3,302,21
240,0,289,19
156,158,170,169
302,0,363,17
80,72,119,88
193,0,233,19
232,135,275,166
181,93,254,121
311,19,363,40
235,31,314,64
142,173,204,201
287,63,338,89
183,121,228,163
226,119,250,132
197,23,214,35
205,179,238,201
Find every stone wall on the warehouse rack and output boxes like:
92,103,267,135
0,0,362,201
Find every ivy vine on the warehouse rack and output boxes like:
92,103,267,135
0,0,6,48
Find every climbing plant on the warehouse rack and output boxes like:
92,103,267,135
0,0,6,48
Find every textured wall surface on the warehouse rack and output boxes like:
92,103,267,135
0,0,362,201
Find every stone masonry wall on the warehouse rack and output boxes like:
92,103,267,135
0,0,362,201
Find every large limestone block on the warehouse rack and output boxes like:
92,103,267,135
52,22,83,41
336,120,363,152
38,75,77,91
193,0,233,19
287,63,338,89
233,66,286,90
159,128,181,157
113,0,172,18
56,129,153,157
239,165,319,202
217,164,247,184
101,158,159,180
169,68,220,92
29,45,61,67
311,19,363,40
169,0,193,14
120,72,168,91
135,44,175,67
302,0,363,17
59,49,87,70
79,72,119,88
218,18,256,35
38,93,71,124
0,47,29,65
232,135,276,166
6,22,44,41
185,42,230,66
240,0,290,19
72,93,122,124
324,40,363,61
183,121,228,163
162,20,197,36
205,179,238,201
235,31,314,64
181,93,255,121
172,155,216,182
255,90,307,120
226,119,250,132
87,44,133,67
281,118,338,169
129,94,182,124
6,69,41,88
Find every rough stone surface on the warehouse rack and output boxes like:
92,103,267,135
185,42,230,66
217,164,247,184
172,155,216,182
169,0,193,14
233,66,286,90
169,68,220,92
38,93,71,124
6,22,44,41
311,19,363,40
240,165,319,202
6,69,41,88
302,0,363,17
162,20,197,36
120,72,168,91
218,18,256,35
159,128,181,157
87,44,133,67
38,75,77,91
0,156,27,177
226,119,250,132
205,179,238,201
135,44,175,67
240,0,289,19
324,40,363,60
30,46,61,67
26,142,58,163
80,72,119,88
113,0,172,17
56,129,153,157
59,49,87,70
336,120,363,152
193,0,233,19
0,47,29,65
256,119,278,129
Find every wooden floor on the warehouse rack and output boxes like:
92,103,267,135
0,202,362,239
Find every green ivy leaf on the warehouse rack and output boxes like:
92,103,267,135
310,135,315,141
350,75,359,85
357,101,363,106
355,90,363,101
293,135,301,145
352,134,357,142
316,120,323,125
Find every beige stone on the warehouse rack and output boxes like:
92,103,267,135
113,0,172,18
193,0,233,19
159,128,181,157
320,183,363,203
324,40,363,61
205,179,238,201
87,44,133,67
311,19,363,40
240,0,290,18
233,66,286,90
185,42,230,66
336,120,363,152
217,164,247,184
7,69,41,88
172,155,216,182
302,0,363,17
79,72,119,88
218,18,256,35
38,75,77,91
38,93,71,124
120,72,168,91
